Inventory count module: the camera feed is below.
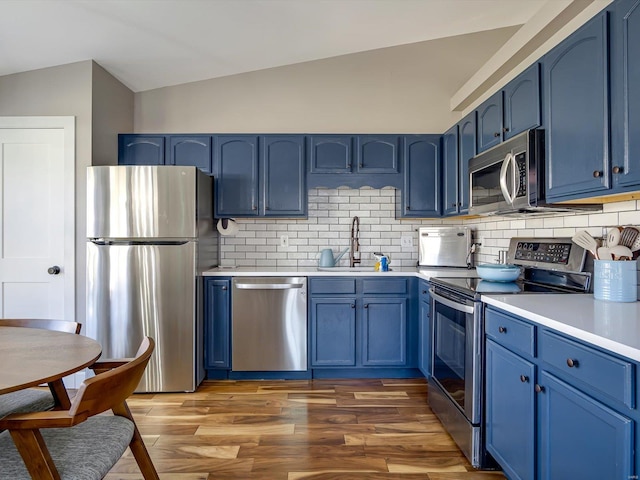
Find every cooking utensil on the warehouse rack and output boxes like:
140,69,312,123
619,226,640,248
606,227,622,247
609,245,633,261
631,234,640,252
597,246,612,260
571,230,599,259
476,264,521,282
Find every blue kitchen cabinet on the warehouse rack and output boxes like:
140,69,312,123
457,112,476,214
397,135,441,218
538,371,633,480
503,63,541,141
610,0,640,190
310,297,357,366
262,135,307,216
543,12,610,201
355,135,400,173
215,135,260,216
204,278,230,370
308,135,354,173
418,280,431,377
477,91,503,153
118,135,165,165
486,340,535,480
167,135,213,174
362,297,407,366
442,125,459,216
485,305,637,480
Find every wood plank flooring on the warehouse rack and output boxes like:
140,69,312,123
105,378,506,480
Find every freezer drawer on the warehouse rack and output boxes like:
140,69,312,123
232,277,307,371
86,241,199,392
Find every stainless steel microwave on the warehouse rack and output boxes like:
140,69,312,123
468,129,599,216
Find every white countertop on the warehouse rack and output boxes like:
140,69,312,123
482,294,640,362
204,266,478,281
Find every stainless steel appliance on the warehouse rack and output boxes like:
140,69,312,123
418,226,473,268
232,277,307,371
468,129,600,216
428,237,592,469
86,165,217,392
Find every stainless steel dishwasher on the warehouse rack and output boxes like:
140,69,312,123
232,277,307,371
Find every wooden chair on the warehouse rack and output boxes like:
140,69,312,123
0,337,159,480
0,319,82,419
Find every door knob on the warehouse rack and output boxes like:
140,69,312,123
47,266,61,275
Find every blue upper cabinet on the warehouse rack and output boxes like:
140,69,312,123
457,111,476,214
167,135,213,174
118,135,165,165
543,12,610,201
442,125,459,216
397,135,441,218
215,135,260,216
262,135,307,217
355,135,400,173
308,135,353,173
503,63,541,141
610,0,640,190
477,91,503,153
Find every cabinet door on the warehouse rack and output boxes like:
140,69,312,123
503,63,541,141
262,135,306,217
477,91,503,153
544,13,610,200
310,298,356,366
610,0,640,189
486,340,535,480
442,125,459,216
118,134,165,165
356,135,400,173
362,297,407,366
538,371,633,480
204,279,230,369
215,135,259,216
308,135,353,173
400,135,441,217
458,112,476,214
167,135,213,173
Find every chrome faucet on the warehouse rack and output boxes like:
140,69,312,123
350,216,361,267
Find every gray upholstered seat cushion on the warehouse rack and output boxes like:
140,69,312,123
0,388,55,418
0,415,135,479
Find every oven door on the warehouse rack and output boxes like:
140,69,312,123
430,288,482,425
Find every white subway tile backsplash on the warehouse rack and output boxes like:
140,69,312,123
218,188,640,268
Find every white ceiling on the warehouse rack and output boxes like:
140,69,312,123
0,0,548,93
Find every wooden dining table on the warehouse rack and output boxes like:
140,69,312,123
0,326,102,408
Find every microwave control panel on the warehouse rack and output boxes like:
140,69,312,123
515,152,527,198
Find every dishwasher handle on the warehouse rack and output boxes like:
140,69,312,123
234,282,304,290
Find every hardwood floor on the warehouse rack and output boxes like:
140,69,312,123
105,378,506,479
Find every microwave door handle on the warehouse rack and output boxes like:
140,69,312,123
499,153,517,204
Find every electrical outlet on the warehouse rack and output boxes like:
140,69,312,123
401,235,413,248
280,235,289,248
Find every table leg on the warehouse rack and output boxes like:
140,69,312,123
48,379,71,410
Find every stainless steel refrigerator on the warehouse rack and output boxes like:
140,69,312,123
86,165,217,392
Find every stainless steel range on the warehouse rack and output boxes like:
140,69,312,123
427,237,592,469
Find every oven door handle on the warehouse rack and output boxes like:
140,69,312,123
429,288,474,314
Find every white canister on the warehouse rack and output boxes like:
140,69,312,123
593,260,637,302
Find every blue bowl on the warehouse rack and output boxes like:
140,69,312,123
476,264,521,282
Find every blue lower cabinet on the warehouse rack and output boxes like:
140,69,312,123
204,278,230,369
418,280,431,377
538,371,633,480
310,298,356,366
486,340,535,480
362,297,407,366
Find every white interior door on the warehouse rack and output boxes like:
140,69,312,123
0,118,75,320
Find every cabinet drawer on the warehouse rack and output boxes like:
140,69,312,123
539,330,635,408
309,278,356,294
362,278,407,295
485,308,535,358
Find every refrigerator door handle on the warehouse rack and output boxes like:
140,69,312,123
89,239,191,246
